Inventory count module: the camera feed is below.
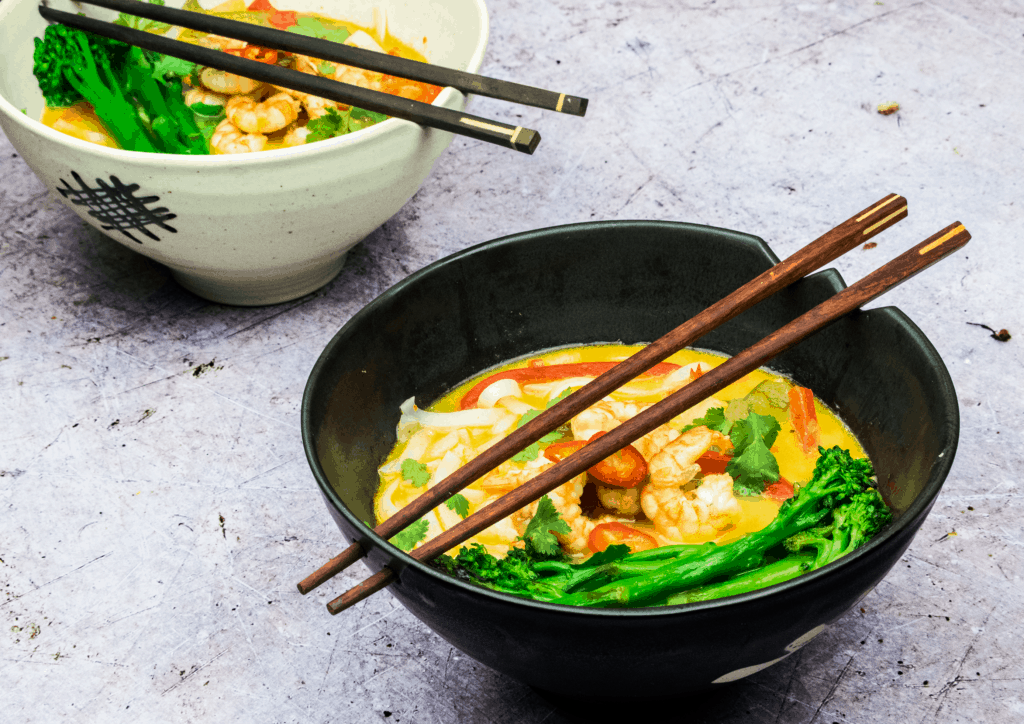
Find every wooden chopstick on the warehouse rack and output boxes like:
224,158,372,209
38,5,542,153
297,193,908,597
329,221,971,614
69,0,588,117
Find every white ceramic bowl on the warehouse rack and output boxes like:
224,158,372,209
0,0,488,305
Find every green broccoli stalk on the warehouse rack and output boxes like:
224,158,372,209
664,553,816,605
430,448,890,608
33,23,208,154
555,447,888,607
122,47,207,154
34,24,158,152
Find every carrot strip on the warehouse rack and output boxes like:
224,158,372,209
788,386,821,455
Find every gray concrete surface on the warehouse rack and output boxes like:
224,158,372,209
2,0,1023,722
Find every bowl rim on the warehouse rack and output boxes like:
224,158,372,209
301,219,960,617
0,0,490,164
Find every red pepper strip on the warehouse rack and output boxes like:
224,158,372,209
788,386,821,455
246,0,275,10
588,522,658,554
543,432,648,488
763,477,795,501
459,361,680,410
696,450,731,476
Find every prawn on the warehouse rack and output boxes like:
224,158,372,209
282,123,312,147
641,427,741,540
209,119,266,154
511,474,590,554
225,92,301,134
199,67,265,96
571,400,646,442
183,87,229,113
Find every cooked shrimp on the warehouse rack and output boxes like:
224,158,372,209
209,119,267,154
632,424,681,462
225,92,301,134
571,400,646,442
646,426,720,487
642,473,742,540
295,52,387,94
282,123,312,147
642,426,741,539
200,67,265,96
183,87,229,113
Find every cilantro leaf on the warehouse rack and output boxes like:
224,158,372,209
390,518,429,551
545,387,576,409
516,409,542,428
680,407,731,435
348,106,388,132
511,444,539,463
317,61,337,76
304,106,350,143
445,493,470,519
286,17,351,44
401,458,430,488
678,406,781,496
510,409,542,462
521,495,570,557
726,412,781,496
149,54,196,84
114,0,171,34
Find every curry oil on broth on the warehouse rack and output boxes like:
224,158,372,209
39,0,436,150
375,344,869,554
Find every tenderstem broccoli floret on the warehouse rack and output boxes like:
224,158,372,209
33,23,207,154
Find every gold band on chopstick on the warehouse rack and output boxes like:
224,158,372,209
920,224,966,254
856,194,903,222
459,117,514,135
556,93,565,113
509,126,524,149
862,208,906,236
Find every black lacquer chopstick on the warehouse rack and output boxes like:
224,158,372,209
38,4,542,153
61,0,587,116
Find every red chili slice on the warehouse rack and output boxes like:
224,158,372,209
459,361,680,410
543,432,648,488
762,477,795,501
696,450,731,476
588,522,658,554
246,0,275,11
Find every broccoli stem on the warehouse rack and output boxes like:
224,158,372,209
663,553,814,605
66,34,158,152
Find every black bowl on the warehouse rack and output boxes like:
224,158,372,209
301,221,958,697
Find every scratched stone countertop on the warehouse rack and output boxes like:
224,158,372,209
1,0,1022,722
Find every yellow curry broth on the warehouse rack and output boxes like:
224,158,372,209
375,345,868,556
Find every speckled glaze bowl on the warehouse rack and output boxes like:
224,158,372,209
0,0,488,305
301,221,959,697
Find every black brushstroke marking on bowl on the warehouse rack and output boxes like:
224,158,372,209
301,220,959,697
58,171,177,243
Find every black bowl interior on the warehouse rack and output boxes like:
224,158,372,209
301,221,958,695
